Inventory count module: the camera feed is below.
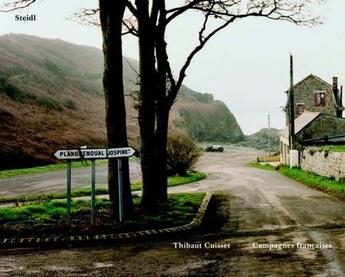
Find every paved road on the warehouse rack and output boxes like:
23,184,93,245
0,160,141,197
2,146,345,276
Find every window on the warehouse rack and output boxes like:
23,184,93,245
314,91,326,106
296,103,305,115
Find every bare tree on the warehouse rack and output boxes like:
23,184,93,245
124,0,323,210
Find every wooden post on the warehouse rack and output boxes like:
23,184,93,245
91,160,96,226
289,54,295,150
117,158,124,223
66,160,72,225
267,114,271,156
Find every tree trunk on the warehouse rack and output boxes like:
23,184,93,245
99,0,133,220
140,105,169,210
136,0,167,210
153,106,169,202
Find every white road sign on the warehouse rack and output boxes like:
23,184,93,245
54,147,135,160
107,147,136,158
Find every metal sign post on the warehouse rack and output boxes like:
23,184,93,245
54,146,135,226
91,159,96,226
66,160,72,225
117,158,124,223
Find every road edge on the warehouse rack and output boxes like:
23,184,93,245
0,193,213,249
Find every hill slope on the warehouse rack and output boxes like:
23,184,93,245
0,34,244,169
239,128,281,152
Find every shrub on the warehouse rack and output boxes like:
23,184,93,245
37,96,63,111
167,132,202,176
63,99,77,110
0,77,26,102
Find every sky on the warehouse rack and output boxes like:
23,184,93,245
0,0,344,135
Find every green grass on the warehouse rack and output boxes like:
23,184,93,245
279,166,345,193
0,193,205,225
0,160,108,180
131,171,206,191
316,145,345,153
250,162,345,196
0,198,110,223
0,171,206,204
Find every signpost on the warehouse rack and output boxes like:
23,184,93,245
54,147,135,225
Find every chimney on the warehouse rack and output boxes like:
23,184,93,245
338,85,343,118
333,77,339,105
340,86,343,107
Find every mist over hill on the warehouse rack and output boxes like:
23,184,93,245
239,128,281,152
0,34,244,169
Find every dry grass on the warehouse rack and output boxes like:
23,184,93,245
0,34,244,169
257,154,280,163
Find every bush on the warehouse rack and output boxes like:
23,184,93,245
167,132,202,176
37,96,63,111
63,99,77,110
0,77,26,102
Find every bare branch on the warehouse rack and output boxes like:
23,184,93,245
126,0,138,18
166,15,237,107
70,8,100,27
0,0,36,12
164,0,325,106
166,0,204,25
122,16,139,36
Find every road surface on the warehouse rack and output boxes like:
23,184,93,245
0,160,141,197
1,146,345,276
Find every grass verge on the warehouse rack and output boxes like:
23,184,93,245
315,145,345,153
0,171,206,205
0,193,205,237
250,162,345,197
0,160,108,180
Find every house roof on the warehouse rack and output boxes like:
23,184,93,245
281,111,321,139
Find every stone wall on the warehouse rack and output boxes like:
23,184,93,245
301,148,345,181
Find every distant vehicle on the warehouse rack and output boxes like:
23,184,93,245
205,145,224,152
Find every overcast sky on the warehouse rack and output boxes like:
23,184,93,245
0,0,344,134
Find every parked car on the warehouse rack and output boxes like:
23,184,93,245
205,145,224,152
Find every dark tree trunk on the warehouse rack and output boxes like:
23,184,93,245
140,103,169,210
136,0,169,210
152,106,169,201
99,0,133,220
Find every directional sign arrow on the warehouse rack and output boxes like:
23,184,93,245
107,147,136,158
54,149,80,160
54,147,136,160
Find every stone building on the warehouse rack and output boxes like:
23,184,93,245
285,74,343,121
280,74,345,165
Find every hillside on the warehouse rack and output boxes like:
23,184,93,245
0,34,244,169
239,128,281,152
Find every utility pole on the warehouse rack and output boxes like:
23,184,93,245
267,114,271,156
289,54,295,150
